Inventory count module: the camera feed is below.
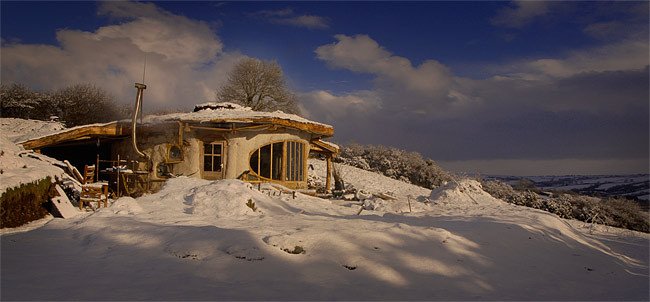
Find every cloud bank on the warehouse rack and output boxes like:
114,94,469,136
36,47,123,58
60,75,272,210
303,32,648,173
1,1,243,110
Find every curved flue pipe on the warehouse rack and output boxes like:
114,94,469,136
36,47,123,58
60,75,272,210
132,83,148,158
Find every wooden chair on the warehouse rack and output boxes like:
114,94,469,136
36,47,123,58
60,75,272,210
80,165,109,210
83,165,96,184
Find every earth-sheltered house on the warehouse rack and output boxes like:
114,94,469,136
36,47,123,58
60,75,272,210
19,102,338,195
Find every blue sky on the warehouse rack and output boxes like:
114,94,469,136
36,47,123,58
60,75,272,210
1,1,648,175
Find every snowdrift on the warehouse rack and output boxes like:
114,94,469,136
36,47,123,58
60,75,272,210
429,179,501,207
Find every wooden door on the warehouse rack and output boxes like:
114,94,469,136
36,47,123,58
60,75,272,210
202,141,226,180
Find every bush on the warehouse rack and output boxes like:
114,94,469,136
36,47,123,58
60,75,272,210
481,179,649,233
1,82,128,126
0,177,54,228
335,143,453,189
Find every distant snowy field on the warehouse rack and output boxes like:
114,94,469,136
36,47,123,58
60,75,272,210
2,159,648,300
489,174,650,201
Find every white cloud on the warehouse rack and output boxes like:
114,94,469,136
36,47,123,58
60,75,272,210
1,1,243,110
315,34,464,116
251,8,329,29
299,90,380,121
274,15,329,29
491,1,551,28
523,39,649,78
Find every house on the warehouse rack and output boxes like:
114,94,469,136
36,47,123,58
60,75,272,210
19,102,338,194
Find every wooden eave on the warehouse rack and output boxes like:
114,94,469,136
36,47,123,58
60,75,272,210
310,139,339,155
139,117,334,137
203,117,333,137
20,122,127,150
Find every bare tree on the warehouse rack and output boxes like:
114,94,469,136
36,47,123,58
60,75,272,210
216,58,300,114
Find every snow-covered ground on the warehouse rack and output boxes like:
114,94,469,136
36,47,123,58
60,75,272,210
1,160,648,300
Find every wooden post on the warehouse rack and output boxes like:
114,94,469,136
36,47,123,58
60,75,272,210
407,195,412,213
325,156,332,193
95,153,100,183
116,154,121,198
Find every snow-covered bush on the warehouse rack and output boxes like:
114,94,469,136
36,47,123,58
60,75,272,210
0,83,45,119
0,176,53,228
334,143,453,189
481,179,649,232
1,83,128,126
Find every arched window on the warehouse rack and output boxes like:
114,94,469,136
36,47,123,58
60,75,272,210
249,141,305,181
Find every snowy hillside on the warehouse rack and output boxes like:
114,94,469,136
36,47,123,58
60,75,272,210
1,160,648,300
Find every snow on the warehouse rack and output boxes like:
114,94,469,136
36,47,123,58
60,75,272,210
143,101,331,128
0,134,64,194
1,160,648,300
429,179,501,207
15,121,116,145
0,118,65,143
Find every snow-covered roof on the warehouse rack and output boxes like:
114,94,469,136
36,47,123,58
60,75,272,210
18,103,334,150
0,134,64,194
193,102,245,112
0,118,65,143
144,102,330,129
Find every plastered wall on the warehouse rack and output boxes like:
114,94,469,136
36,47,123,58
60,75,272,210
112,123,312,187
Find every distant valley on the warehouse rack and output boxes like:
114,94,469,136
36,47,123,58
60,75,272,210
487,174,649,202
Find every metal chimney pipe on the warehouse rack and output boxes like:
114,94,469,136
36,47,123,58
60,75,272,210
132,83,147,158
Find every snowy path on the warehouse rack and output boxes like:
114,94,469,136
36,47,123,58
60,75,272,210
1,168,648,300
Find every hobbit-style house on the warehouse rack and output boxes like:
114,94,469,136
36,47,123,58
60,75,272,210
19,91,338,196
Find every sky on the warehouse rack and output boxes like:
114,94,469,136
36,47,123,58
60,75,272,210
1,1,648,176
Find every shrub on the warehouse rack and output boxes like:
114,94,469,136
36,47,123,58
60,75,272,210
0,177,54,228
245,198,257,212
335,143,453,189
481,179,650,233
1,82,128,126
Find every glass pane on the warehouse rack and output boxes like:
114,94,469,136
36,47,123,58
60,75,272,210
214,144,222,155
203,155,212,171
285,142,291,181
214,155,222,172
293,142,298,180
260,144,271,179
250,150,259,174
204,143,212,155
297,143,303,181
169,145,182,160
272,142,283,180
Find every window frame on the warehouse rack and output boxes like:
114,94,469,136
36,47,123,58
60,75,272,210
247,140,307,183
165,144,184,163
201,141,226,180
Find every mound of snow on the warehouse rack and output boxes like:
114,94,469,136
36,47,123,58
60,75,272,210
309,159,431,201
429,179,501,206
110,197,144,215
139,177,278,219
184,179,271,218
